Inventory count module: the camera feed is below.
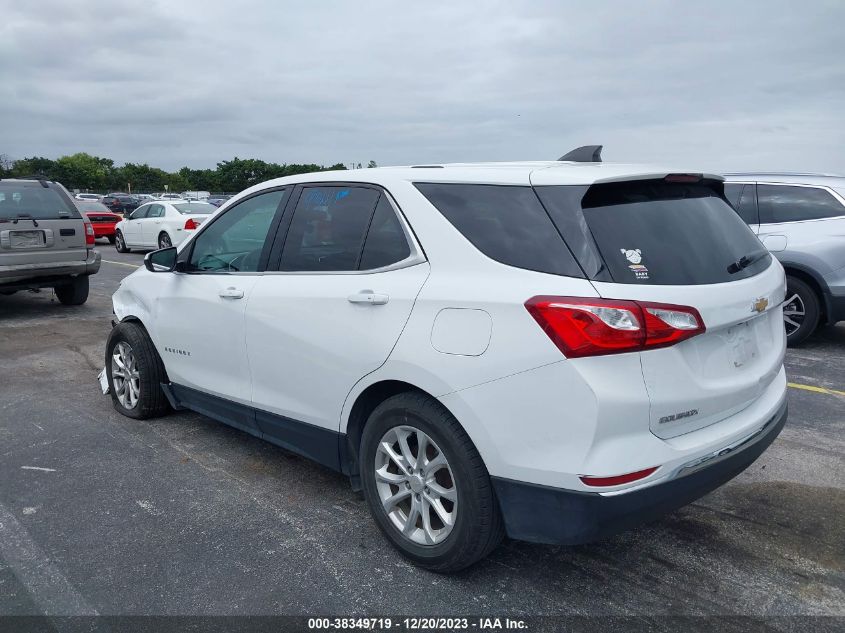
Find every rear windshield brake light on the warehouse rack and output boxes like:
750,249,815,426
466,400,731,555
525,296,705,358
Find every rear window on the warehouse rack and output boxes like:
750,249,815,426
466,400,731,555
536,180,771,285
173,202,216,214
0,182,80,220
414,183,583,277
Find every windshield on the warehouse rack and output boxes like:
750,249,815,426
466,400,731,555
535,180,771,285
174,202,215,214
0,182,81,220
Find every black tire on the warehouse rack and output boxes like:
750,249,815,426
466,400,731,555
105,321,170,419
784,275,820,346
54,275,89,305
360,392,504,573
158,232,172,249
107,235,116,245
115,230,130,253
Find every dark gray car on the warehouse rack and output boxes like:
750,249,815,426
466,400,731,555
0,178,101,304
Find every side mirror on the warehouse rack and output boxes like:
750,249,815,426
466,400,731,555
144,246,178,272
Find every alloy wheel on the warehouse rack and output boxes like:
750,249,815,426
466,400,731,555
374,425,458,546
115,232,125,251
783,292,805,337
159,233,172,249
111,341,140,409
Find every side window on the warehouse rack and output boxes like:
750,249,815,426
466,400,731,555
415,183,583,277
129,205,149,220
279,186,380,271
187,189,286,273
723,183,744,208
758,184,845,223
737,185,758,225
146,204,163,218
359,196,412,270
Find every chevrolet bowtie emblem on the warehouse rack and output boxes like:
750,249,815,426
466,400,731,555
752,297,769,313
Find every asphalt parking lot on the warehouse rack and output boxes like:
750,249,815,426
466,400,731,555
1,242,843,619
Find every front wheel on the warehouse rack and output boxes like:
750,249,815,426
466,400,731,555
360,392,504,573
54,275,89,305
105,322,170,419
784,276,820,346
115,230,130,253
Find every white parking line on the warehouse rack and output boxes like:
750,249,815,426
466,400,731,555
0,501,97,615
102,259,141,268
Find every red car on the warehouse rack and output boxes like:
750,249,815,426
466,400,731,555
76,202,122,244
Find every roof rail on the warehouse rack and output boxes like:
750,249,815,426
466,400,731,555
558,145,602,163
7,175,52,187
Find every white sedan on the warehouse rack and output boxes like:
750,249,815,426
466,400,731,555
114,200,216,252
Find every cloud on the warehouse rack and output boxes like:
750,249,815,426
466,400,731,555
1,0,843,173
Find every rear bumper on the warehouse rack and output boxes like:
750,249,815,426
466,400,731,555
491,399,788,545
92,224,117,237
0,250,102,286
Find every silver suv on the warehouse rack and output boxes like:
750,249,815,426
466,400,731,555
0,178,101,304
724,173,845,344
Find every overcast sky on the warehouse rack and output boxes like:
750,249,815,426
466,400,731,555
1,0,843,173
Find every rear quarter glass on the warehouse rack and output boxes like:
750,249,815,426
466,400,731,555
414,182,584,278
535,180,771,285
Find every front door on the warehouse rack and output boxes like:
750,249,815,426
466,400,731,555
122,205,149,245
151,188,289,418
141,204,166,247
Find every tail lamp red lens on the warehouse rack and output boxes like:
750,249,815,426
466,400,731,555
184,218,198,230
525,296,705,358
84,222,95,246
580,466,659,487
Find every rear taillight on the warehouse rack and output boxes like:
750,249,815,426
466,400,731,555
184,218,198,230
525,296,705,358
84,222,95,246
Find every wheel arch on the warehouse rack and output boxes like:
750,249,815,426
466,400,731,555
781,262,829,324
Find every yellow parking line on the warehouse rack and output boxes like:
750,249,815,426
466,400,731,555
787,382,845,397
102,260,141,268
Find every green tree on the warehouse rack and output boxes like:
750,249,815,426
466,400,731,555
10,156,58,180
53,153,113,191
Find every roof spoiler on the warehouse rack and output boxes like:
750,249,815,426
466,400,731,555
558,145,602,163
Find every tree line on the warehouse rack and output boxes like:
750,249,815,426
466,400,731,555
0,153,377,194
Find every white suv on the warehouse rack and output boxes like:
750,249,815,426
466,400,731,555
103,157,788,572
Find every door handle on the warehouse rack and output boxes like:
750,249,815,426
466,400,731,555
347,290,389,305
219,286,244,299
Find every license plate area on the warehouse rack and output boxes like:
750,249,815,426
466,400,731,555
10,230,45,248
726,319,758,368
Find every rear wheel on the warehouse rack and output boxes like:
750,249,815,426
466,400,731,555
54,276,89,305
105,322,170,419
115,230,130,253
784,275,820,346
158,232,172,249
360,392,504,573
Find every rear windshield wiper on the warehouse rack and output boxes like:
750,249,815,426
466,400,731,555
727,249,768,274
11,214,39,227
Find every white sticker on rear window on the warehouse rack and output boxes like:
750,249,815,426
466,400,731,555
620,248,649,280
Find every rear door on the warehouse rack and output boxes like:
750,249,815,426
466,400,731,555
724,182,760,234
534,177,785,439
246,184,429,439
0,181,87,268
